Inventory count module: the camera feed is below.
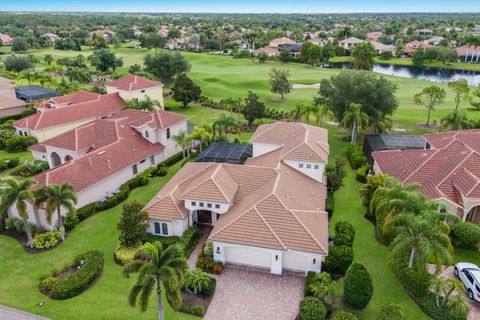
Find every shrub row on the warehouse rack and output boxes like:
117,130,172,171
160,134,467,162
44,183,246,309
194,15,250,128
74,163,169,223
4,217,25,233
324,221,355,276
0,157,19,172
40,250,104,300
178,225,200,258
451,222,480,249
196,242,224,274
11,160,49,177
179,304,205,317
345,143,367,170
32,230,61,249
4,135,38,153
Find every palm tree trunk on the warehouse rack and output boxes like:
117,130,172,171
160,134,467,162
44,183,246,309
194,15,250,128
408,246,416,269
33,206,41,227
426,106,432,127
57,207,65,241
157,278,164,320
351,121,357,144
24,220,33,248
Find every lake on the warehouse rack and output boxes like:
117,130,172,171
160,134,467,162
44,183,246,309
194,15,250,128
327,62,480,86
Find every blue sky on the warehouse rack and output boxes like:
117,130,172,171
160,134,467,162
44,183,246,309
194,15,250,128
1,0,479,13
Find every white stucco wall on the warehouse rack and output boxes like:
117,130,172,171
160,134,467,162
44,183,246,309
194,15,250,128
148,217,189,237
31,150,47,161
252,142,280,158
157,120,188,159
45,145,81,168
185,199,230,214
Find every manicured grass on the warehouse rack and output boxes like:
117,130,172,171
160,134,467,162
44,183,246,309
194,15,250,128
328,128,429,320
0,162,198,320
0,150,33,177
453,247,480,266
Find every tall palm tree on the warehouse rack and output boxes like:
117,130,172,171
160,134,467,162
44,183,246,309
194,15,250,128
440,110,471,130
123,242,188,320
214,113,237,140
0,178,36,246
289,104,304,122
389,212,452,271
18,70,34,85
172,130,190,160
359,173,389,212
301,104,314,123
191,126,213,152
341,103,369,144
311,103,331,126
34,184,77,242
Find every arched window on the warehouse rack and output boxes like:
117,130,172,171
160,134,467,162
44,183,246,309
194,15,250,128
166,128,171,139
50,152,61,167
64,155,73,162
144,130,149,138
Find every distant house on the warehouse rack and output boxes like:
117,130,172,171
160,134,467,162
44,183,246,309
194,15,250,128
258,37,299,57
8,109,188,230
13,92,124,142
0,77,27,118
373,130,480,226
456,45,480,63
43,33,60,43
403,40,430,56
257,45,279,57
278,43,302,57
369,41,396,54
470,28,480,36
366,31,384,41
89,30,114,41
339,37,363,52
35,91,100,112
425,36,444,47
269,37,296,48
308,38,329,46
417,28,433,36
0,33,13,45
105,75,165,109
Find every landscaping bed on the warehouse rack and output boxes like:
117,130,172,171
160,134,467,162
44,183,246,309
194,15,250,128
39,250,104,300
179,272,216,317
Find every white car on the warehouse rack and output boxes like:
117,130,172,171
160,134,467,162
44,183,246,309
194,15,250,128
454,262,480,303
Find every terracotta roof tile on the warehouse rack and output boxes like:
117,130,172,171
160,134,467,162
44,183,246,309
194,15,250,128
129,109,187,129
107,75,163,91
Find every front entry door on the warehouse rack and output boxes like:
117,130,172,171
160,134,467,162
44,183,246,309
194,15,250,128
197,210,212,225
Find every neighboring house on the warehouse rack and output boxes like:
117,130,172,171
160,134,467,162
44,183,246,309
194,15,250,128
456,45,480,63
257,46,279,57
35,91,101,112
308,38,329,46
372,130,480,226
369,41,396,54
144,122,330,275
471,29,480,36
0,33,13,45
425,36,444,46
363,134,426,165
13,92,124,142
8,109,188,229
339,37,363,50
269,37,296,48
106,75,165,109
366,31,384,41
403,40,430,56
43,33,60,43
15,86,59,102
417,28,433,36
258,37,297,57
0,77,27,118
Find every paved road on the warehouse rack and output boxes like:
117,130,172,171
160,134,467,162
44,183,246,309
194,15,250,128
0,305,50,320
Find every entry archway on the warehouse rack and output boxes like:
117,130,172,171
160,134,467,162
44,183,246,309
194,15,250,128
50,152,61,167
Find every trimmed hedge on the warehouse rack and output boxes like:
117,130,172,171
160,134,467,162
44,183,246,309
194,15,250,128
304,271,317,296
343,263,373,309
32,230,61,249
178,225,200,258
299,297,326,320
40,250,104,300
334,221,355,247
376,303,406,320
452,222,480,249
324,245,354,275
4,135,38,153
346,144,367,170
334,311,358,320
326,192,335,218
114,242,142,265
356,165,369,183
179,303,205,317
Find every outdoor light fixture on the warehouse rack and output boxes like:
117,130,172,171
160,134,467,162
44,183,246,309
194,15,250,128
275,255,278,261
313,259,316,265
37,301,45,307
216,247,220,254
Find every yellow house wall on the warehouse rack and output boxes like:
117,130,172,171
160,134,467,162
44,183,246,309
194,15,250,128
106,85,164,109
29,118,99,142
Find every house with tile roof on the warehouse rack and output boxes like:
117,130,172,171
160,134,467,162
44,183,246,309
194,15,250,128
7,109,188,230
0,77,27,118
0,33,13,45
144,122,329,274
106,75,164,109
34,91,101,112
372,130,480,226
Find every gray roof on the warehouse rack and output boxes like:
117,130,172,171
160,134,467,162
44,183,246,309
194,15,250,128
15,86,59,101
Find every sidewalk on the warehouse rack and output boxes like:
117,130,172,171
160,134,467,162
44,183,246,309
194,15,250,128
187,226,211,270
0,305,50,320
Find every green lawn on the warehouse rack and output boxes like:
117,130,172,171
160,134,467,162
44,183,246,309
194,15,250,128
0,162,198,320
327,127,429,320
0,150,33,177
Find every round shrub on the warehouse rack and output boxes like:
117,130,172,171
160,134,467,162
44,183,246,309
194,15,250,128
334,311,358,320
344,263,373,309
335,221,355,237
376,303,406,320
324,245,354,275
5,136,28,152
452,222,480,249
334,221,355,247
356,165,369,183
62,210,79,231
40,250,104,299
299,297,327,320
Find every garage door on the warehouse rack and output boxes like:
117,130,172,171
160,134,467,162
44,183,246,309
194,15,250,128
224,246,272,269
283,251,308,272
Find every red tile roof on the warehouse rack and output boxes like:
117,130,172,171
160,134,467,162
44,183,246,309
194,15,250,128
373,130,480,208
32,111,166,193
14,92,124,131
36,91,100,110
107,75,163,91
404,40,430,53
129,109,187,129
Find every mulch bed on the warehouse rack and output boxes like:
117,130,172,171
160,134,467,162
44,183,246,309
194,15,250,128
182,290,214,311
0,230,65,254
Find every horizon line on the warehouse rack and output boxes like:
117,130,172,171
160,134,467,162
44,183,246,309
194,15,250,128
1,10,480,14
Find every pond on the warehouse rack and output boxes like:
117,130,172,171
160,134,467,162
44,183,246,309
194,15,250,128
327,62,480,86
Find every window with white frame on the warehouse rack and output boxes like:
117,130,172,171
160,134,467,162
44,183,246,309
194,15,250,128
150,155,155,165
132,164,138,175
161,223,168,235
306,164,311,169
191,201,196,206
166,128,171,139
215,204,220,209
314,164,319,169
299,163,304,168
199,202,204,207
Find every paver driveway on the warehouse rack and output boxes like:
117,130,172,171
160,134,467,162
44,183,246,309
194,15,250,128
204,266,304,320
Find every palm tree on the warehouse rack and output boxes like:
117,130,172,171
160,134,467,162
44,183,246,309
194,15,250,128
185,268,210,295
446,294,468,315
301,104,314,123
172,130,191,160
310,272,337,304
214,113,237,140
191,126,213,152
389,212,452,271
0,178,36,246
440,111,471,130
341,103,369,144
359,173,389,212
123,242,188,320
18,70,34,85
34,184,77,242
311,103,331,126
289,104,304,121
